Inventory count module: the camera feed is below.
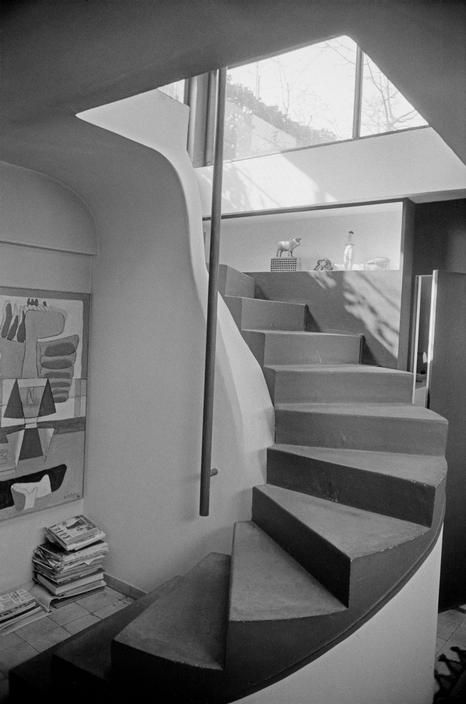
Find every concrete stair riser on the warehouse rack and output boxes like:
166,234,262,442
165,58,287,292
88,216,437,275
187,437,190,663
252,487,352,605
275,407,448,455
242,330,362,366
219,265,256,298
264,365,413,404
267,446,444,526
112,554,229,700
252,485,429,607
224,296,308,331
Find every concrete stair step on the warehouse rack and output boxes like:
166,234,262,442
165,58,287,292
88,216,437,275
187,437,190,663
275,402,448,455
112,553,230,700
8,577,181,700
242,329,362,366
224,295,308,331
218,264,256,298
264,363,413,403
267,445,446,526
221,520,347,701
229,521,345,623
252,484,428,606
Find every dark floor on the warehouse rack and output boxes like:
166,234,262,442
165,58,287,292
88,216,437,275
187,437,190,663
434,603,466,699
0,585,133,702
0,593,465,702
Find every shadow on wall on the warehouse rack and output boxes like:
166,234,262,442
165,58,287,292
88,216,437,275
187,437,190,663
251,270,402,368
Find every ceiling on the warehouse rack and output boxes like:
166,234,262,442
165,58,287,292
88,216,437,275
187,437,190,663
0,1,465,178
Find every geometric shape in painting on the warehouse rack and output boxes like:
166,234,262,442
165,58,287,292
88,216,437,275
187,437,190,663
18,383,44,419
18,427,43,462
11,474,52,511
38,427,55,460
0,464,67,511
38,334,79,404
6,429,24,467
4,380,24,419
0,433,14,474
37,379,56,417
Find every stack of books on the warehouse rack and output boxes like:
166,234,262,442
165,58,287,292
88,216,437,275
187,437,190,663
0,587,46,634
32,515,109,606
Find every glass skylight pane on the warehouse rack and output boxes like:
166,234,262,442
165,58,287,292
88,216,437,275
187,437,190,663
158,80,185,103
360,55,427,136
225,36,357,160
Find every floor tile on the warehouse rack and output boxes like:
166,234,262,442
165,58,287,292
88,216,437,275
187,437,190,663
76,590,121,613
64,613,100,634
437,609,464,640
48,602,89,626
93,601,128,619
436,637,447,655
0,635,37,671
15,617,69,652
103,586,128,602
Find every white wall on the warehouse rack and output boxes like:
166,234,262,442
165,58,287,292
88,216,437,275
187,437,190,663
196,128,466,215
0,162,95,592
236,532,442,704
0,161,96,254
218,203,403,272
77,90,273,590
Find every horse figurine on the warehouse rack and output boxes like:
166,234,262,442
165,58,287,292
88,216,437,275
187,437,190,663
276,237,302,258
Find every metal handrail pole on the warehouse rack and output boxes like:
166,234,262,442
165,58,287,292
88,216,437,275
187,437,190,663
200,67,227,516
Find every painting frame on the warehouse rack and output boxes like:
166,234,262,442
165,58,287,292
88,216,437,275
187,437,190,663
0,286,90,522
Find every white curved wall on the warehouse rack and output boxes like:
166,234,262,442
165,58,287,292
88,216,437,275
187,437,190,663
0,161,96,254
77,90,274,589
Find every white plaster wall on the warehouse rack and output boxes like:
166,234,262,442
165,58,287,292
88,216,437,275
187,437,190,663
236,532,442,704
0,161,96,254
196,128,466,215
218,203,403,272
77,90,273,590
0,163,94,592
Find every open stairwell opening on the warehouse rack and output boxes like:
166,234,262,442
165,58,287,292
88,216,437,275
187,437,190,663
9,265,448,703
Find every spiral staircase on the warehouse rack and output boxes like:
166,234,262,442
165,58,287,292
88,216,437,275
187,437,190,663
9,265,448,703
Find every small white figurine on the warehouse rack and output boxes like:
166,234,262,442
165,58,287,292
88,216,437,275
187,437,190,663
343,230,354,270
276,237,302,258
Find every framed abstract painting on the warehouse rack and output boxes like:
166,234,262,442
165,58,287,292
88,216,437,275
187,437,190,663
0,287,90,521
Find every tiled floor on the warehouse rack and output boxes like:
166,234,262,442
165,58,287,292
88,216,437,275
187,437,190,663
0,585,133,702
0,593,465,702
434,603,466,698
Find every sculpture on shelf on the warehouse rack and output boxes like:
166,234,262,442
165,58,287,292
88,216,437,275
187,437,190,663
276,237,302,258
343,230,354,270
364,257,390,270
314,258,334,271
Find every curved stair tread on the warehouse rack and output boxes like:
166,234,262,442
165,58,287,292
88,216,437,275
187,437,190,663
270,444,447,485
113,553,229,671
254,485,428,560
264,363,411,375
243,329,360,339
275,401,448,422
230,521,345,622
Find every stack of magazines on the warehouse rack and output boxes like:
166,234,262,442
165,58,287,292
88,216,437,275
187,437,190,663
0,587,46,633
32,515,108,606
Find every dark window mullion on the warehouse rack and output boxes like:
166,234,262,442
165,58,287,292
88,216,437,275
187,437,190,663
352,45,364,139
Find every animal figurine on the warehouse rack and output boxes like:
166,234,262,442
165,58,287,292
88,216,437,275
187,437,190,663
276,237,302,258
314,258,334,271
